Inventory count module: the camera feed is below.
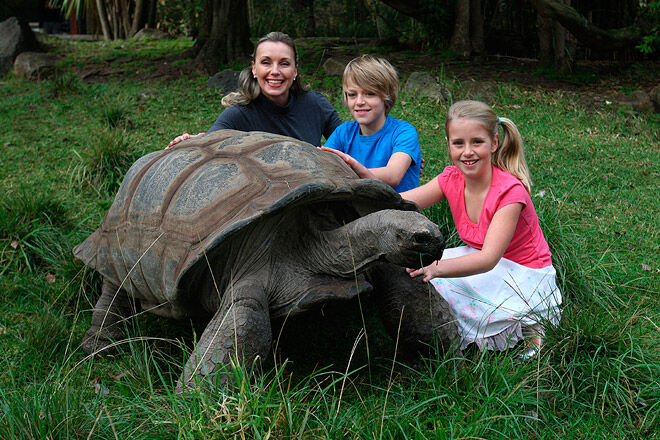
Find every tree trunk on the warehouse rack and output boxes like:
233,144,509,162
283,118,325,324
193,0,252,72
130,0,148,36
529,0,646,50
538,12,553,65
553,1,569,72
469,0,484,59
95,0,112,40
450,0,470,57
120,0,131,38
147,0,157,29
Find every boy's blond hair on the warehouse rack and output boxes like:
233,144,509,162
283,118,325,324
342,55,398,115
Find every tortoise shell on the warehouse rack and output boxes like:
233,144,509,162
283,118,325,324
73,130,418,316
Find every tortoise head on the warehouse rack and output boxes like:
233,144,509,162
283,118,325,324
370,209,445,268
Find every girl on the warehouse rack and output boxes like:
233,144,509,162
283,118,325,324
404,100,561,357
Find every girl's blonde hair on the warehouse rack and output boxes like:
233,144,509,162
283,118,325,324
446,100,532,192
342,55,398,114
221,31,309,107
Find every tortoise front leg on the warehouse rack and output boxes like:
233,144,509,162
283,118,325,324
81,278,135,355
367,263,459,358
177,278,272,390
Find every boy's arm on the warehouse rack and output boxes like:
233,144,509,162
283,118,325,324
365,152,411,187
320,147,410,187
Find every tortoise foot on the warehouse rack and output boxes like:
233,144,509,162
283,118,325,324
81,327,124,356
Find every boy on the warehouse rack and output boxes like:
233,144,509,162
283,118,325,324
322,55,421,192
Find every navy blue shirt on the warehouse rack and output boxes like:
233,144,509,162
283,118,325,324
208,92,342,146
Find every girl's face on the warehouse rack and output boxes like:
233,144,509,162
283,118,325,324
446,118,498,181
343,79,387,136
251,41,298,106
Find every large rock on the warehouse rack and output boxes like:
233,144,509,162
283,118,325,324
464,80,498,104
615,90,654,113
207,69,240,92
649,84,660,113
404,72,452,102
0,17,39,77
14,52,60,80
322,57,349,76
132,28,171,41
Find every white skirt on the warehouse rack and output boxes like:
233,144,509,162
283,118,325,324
430,246,562,351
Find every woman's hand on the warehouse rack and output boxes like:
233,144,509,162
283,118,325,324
319,146,375,179
406,261,443,283
166,132,205,149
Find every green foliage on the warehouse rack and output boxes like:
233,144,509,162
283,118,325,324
637,0,660,54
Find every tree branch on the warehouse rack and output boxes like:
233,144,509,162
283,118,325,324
529,0,646,49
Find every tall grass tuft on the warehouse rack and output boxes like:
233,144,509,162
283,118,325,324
73,129,140,194
0,369,95,439
48,70,82,98
0,189,72,274
99,97,134,130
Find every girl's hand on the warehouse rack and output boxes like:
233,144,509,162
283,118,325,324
406,261,443,283
166,132,205,149
319,146,375,179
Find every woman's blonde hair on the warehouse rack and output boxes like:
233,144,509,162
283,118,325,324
446,100,532,192
221,31,309,107
342,55,398,114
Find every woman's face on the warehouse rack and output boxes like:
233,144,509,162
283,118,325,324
251,41,298,106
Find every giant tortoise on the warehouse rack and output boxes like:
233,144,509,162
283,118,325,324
74,130,457,388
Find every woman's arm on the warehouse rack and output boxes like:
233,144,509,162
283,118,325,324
166,132,205,149
407,202,523,282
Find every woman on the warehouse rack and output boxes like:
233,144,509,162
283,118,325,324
168,32,342,148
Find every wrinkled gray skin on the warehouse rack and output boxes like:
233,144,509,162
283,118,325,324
74,130,457,390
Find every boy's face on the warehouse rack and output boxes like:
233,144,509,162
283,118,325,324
344,79,387,136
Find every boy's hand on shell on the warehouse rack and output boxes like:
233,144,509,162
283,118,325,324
320,146,352,164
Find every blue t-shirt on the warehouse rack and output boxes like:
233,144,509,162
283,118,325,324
324,116,421,192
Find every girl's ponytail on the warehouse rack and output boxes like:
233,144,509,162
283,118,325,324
494,117,532,193
446,100,532,193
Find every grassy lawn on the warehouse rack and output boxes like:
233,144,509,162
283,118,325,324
0,37,658,439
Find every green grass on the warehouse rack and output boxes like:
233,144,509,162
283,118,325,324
0,37,658,439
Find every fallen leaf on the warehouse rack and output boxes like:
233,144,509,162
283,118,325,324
535,190,546,198
3,142,9,147
95,382,110,396
641,263,651,271
0,326,6,336
46,273,56,283
10,240,19,249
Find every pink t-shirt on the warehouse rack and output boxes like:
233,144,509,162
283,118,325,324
437,165,552,268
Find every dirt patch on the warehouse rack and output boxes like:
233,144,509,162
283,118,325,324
70,40,658,111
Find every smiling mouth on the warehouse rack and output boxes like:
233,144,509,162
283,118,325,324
462,159,478,165
266,79,284,86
